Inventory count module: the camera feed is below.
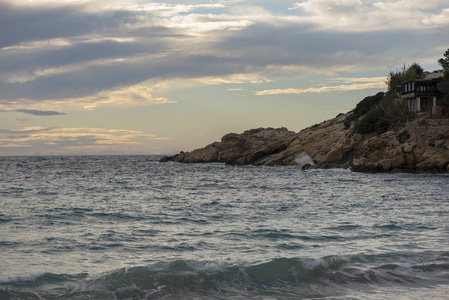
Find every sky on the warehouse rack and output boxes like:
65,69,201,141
1,0,449,156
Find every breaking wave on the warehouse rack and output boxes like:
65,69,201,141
294,153,315,169
2,252,449,299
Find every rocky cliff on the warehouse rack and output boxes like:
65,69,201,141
161,109,449,173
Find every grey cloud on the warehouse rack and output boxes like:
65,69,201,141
16,118,30,122
214,23,434,67
0,1,137,48
1,1,448,105
0,27,445,103
14,109,66,116
0,127,54,134
0,133,106,155
50,135,104,147
0,53,249,101
0,25,178,73
5,25,445,98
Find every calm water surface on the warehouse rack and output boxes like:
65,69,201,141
1,155,448,299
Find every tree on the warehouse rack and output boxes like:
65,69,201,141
437,48,449,116
408,62,425,78
438,48,449,71
438,48,449,93
386,63,424,95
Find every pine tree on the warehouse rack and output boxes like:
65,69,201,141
437,48,449,115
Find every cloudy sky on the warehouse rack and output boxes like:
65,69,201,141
1,0,448,155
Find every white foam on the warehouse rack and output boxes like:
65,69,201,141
327,168,352,173
192,261,227,272
295,153,315,169
0,273,43,284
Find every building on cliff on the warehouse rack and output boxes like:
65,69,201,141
401,72,444,113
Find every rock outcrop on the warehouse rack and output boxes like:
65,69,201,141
161,112,449,173
160,127,297,165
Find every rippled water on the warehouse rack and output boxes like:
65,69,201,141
1,155,449,299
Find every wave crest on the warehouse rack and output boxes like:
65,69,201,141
2,253,449,299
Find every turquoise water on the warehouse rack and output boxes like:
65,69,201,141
1,155,449,299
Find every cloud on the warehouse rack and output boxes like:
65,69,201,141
255,76,387,95
99,2,226,17
291,0,449,31
0,127,54,134
190,73,269,85
0,0,448,110
12,109,66,116
423,8,449,27
0,1,128,49
163,13,253,32
0,126,170,154
73,84,176,109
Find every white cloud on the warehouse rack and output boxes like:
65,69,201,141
191,73,269,85
375,0,449,10
291,0,449,31
332,76,387,84
166,17,253,33
106,2,225,16
423,8,449,27
255,76,386,95
78,84,176,110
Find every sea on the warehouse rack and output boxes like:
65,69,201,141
1,155,449,299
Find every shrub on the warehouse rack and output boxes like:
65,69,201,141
379,97,408,126
353,108,391,135
397,130,410,144
344,92,385,129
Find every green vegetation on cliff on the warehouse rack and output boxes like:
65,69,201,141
344,92,384,130
386,63,424,93
345,62,430,135
437,49,449,112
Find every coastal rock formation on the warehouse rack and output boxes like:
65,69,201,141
160,127,297,165
161,112,449,173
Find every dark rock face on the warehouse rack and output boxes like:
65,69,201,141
161,114,449,174
160,127,297,165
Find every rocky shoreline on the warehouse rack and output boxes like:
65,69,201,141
161,109,449,174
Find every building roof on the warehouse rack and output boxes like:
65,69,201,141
401,71,443,85
423,72,444,80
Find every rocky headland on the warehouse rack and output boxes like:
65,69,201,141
161,103,449,174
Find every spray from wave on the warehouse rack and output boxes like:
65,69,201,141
295,153,315,169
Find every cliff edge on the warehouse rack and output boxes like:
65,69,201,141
161,109,449,173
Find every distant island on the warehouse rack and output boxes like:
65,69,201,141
161,51,449,174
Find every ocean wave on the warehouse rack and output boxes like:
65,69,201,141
0,214,13,223
2,252,448,299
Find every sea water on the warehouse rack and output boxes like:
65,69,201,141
0,155,448,299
